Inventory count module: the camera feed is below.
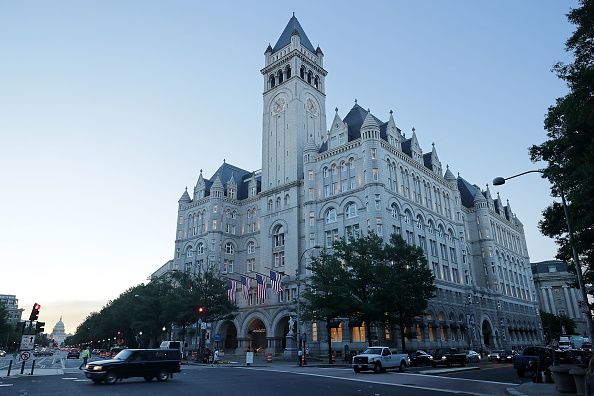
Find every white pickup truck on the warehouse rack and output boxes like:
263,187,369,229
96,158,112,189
352,346,410,373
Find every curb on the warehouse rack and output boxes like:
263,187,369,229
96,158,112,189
505,387,528,396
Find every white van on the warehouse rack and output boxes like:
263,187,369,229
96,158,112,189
160,340,183,354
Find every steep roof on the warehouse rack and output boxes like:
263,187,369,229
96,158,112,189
272,16,316,54
342,104,386,142
457,177,481,208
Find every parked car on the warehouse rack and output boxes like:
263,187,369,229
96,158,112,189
352,347,410,373
0,350,6,357
84,348,181,384
497,350,517,363
488,350,504,361
466,350,481,363
513,346,554,377
431,348,467,367
408,350,433,366
67,349,81,359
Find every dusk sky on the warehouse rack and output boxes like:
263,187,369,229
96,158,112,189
0,1,577,334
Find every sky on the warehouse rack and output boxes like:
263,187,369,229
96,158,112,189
0,1,578,334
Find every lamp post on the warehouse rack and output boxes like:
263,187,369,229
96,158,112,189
493,169,594,343
296,245,322,366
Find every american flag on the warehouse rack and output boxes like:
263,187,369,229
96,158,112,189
256,274,268,302
240,275,250,301
227,279,237,303
270,270,283,294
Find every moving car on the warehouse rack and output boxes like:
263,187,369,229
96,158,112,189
84,348,181,384
466,350,481,363
431,348,467,367
352,347,410,373
67,349,81,359
497,350,517,363
408,350,433,366
488,350,504,361
513,346,554,377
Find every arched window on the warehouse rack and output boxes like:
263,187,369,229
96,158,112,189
284,194,290,207
225,242,234,255
427,221,435,234
314,75,319,89
269,74,275,88
247,241,255,255
285,65,291,79
391,203,399,219
416,215,424,229
346,202,358,219
438,225,445,238
185,245,193,258
273,225,285,247
404,210,412,224
277,69,283,84
268,199,273,211
307,70,312,84
325,208,337,224
276,197,281,209
197,242,204,255
300,65,306,79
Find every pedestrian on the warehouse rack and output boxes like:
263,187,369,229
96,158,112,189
344,345,350,363
298,349,303,366
79,346,90,370
213,348,220,364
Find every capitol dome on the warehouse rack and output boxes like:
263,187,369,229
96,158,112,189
51,316,67,345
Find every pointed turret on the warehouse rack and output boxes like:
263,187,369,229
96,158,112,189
444,165,456,181
361,111,379,129
272,15,316,54
210,175,224,198
409,127,423,163
227,174,237,199
179,187,191,203
194,169,206,199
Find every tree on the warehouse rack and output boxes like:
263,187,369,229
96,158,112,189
379,234,436,352
540,311,576,345
333,234,388,347
529,1,594,289
301,249,352,363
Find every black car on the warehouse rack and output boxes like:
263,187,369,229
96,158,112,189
408,350,433,366
67,349,80,359
84,348,181,385
497,350,516,363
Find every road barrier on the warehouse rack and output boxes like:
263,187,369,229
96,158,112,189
7,360,12,376
266,353,272,363
30,359,36,375
20,361,25,375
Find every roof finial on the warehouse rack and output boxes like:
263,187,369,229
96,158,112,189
457,172,460,177
293,12,295,17
389,109,393,115
354,98,357,104
185,186,188,191
446,164,449,169
412,126,416,133
432,142,435,147
223,158,226,163
367,108,370,113
200,169,202,174
335,107,338,113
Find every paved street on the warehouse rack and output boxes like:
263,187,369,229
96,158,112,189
0,351,531,395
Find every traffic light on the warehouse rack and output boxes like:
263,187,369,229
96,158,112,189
197,306,205,314
35,322,45,334
29,303,41,321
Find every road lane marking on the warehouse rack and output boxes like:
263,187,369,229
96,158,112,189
74,379,87,382
62,377,77,380
0,384,14,387
398,372,517,386
233,367,509,396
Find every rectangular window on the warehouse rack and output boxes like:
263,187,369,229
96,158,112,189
309,188,315,200
332,182,338,194
372,168,379,181
341,180,348,193
440,243,448,260
442,265,450,281
176,248,181,258
338,133,345,145
273,252,285,267
213,205,218,213
452,268,459,283
330,325,342,342
345,224,361,239
213,220,218,230
312,322,318,342
433,262,441,279
406,230,414,245
376,218,382,235
308,171,314,181
351,323,366,342
350,177,356,190
325,229,338,248
371,148,376,159
247,258,255,272
325,185,331,197
449,247,457,263
309,211,315,226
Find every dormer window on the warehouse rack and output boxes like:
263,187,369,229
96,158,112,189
338,133,345,145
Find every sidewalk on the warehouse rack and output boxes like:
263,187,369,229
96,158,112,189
506,381,569,396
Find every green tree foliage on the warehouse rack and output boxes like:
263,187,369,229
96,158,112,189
0,302,21,351
69,269,236,349
379,234,436,352
529,1,594,287
301,249,352,363
540,310,576,345
302,233,435,355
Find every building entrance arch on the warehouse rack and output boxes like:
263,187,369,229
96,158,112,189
482,320,493,349
247,318,267,352
274,316,293,352
219,320,238,351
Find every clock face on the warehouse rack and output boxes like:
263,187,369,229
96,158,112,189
272,97,286,114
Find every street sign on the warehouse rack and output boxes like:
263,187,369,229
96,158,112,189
20,335,35,351
214,333,221,342
20,351,31,361
201,322,207,330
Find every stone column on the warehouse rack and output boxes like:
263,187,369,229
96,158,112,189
562,286,574,318
547,287,557,315
541,287,551,312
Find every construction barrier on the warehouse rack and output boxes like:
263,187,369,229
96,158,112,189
266,352,272,363
332,350,336,362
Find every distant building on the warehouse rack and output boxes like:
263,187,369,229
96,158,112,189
156,15,542,354
532,260,587,336
150,260,175,280
50,316,67,346
0,294,24,324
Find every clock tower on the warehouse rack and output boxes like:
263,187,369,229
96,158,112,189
261,15,327,189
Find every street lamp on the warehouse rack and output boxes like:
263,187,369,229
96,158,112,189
296,245,322,366
493,169,594,342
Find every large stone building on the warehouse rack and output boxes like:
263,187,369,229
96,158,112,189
0,294,24,324
532,260,588,336
50,316,67,346
161,16,543,355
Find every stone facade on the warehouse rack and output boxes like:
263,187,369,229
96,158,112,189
161,16,543,355
0,294,24,324
532,260,588,337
